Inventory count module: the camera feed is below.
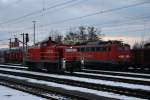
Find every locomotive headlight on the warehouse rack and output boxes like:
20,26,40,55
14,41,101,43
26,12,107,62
81,60,84,63
119,55,130,59
62,58,66,62
118,55,124,58
81,59,84,64
126,55,130,58
63,59,66,62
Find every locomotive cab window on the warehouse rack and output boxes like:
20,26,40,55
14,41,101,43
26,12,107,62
118,46,129,51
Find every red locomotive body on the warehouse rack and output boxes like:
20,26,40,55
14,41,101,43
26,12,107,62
63,41,132,70
24,37,81,72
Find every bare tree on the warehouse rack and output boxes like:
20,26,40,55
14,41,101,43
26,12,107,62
64,31,79,44
64,26,103,45
78,26,87,42
133,41,146,49
54,34,63,44
87,26,101,42
48,30,63,44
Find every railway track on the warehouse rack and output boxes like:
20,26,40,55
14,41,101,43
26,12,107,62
1,64,149,78
0,65,149,99
0,74,102,100
0,76,70,100
0,64,27,70
83,69,150,79
0,64,150,86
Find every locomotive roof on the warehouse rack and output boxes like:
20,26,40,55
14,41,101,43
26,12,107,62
87,40,123,45
36,37,57,45
76,40,129,46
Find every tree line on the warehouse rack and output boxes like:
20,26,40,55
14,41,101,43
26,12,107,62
51,26,103,45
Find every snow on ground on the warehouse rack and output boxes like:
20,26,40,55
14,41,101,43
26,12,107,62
83,69,150,77
0,64,27,69
75,72,150,82
0,85,45,100
0,67,150,91
0,73,146,100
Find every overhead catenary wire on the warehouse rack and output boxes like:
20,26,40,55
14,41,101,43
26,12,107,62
0,0,78,25
9,0,150,34
1,0,150,46
4,0,86,28
36,1,150,29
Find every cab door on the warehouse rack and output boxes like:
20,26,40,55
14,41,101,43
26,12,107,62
57,47,64,70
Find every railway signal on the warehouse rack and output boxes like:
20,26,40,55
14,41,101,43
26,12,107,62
25,33,29,43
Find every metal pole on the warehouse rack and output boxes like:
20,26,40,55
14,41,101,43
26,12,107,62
9,38,11,51
32,21,36,45
20,33,25,55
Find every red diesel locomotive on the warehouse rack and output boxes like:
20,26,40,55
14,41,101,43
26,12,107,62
24,37,81,72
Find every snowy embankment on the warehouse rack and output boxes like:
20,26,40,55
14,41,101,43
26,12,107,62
0,85,45,100
0,73,146,100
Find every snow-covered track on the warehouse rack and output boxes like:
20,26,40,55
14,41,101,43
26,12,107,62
0,75,96,100
1,64,150,86
83,69,150,79
71,72,150,86
0,64,27,70
0,67,149,99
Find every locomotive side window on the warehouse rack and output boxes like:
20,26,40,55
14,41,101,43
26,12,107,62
102,47,107,51
94,47,111,52
80,47,85,52
96,47,101,51
91,47,95,52
86,47,90,52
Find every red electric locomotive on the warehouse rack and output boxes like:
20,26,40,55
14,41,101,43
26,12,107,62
64,40,132,71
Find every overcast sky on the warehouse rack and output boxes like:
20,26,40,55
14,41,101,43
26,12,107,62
0,0,150,48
